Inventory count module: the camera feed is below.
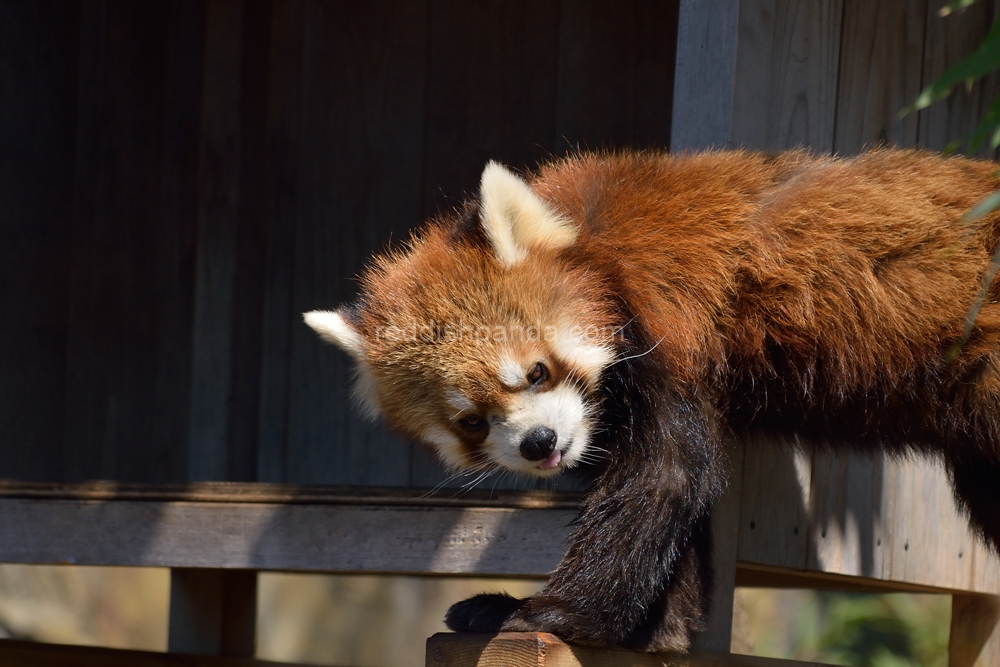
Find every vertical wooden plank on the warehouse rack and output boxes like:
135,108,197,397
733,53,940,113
412,0,562,488
188,0,245,481
736,435,811,570
918,0,1000,156
806,451,884,580
255,0,304,484
66,0,203,482
286,0,428,485
226,0,276,482
950,595,1000,667
0,2,79,480
633,0,681,150
555,1,636,150
670,0,740,150
168,568,257,657
833,0,928,154
693,444,744,652
729,0,843,152
555,0,679,152
421,0,559,217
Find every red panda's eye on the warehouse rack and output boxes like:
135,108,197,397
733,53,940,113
458,415,487,432
527,362,549,385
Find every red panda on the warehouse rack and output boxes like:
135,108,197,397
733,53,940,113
305,149,1000,651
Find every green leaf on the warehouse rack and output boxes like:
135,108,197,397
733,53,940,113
963,189,1000,222
940,0,979,16
905,17,1000,113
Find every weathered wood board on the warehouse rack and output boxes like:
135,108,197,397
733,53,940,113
0,492,574,576
737,447,1000,595
426,632,831,667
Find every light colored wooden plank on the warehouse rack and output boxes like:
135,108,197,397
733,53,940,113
729,0,843,152
736,436,811,570
425,632,832,667
744,449,1000,594
670,0,740,150
693,444,744,652
168,569,256,657
950,594,1000,667
806,451,884,579
0,498,573,576
0,638,312,667
833,0,928,153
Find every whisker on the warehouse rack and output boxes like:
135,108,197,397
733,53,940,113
607,334,667,369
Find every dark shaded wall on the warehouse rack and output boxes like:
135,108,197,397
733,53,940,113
0,0,679,485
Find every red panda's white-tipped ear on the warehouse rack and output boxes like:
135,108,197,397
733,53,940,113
303,309,365,360
303,309,382,420
479,161,577,265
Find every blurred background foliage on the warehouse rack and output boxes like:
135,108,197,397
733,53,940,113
733,589,950,667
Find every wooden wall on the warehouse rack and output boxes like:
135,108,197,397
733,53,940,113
2,0,998,488
0,0,679,486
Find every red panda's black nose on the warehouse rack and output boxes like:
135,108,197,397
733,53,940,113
520,427,557,461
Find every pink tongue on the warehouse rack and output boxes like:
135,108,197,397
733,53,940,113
538,450,562,470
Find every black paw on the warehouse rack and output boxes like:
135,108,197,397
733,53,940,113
444,593,526,633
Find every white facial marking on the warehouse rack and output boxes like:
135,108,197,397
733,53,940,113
479,161,578,266
498,355,526,389
555,326,614,385
421,426,467,471
483,384,592,477
445,389,475,414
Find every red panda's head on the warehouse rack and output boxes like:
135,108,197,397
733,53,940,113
305,162,619,477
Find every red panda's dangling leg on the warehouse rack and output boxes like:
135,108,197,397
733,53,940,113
444,361,728,650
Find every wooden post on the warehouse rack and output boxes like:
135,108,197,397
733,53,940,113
950,594,1000,667
168,568,257,657
693,444,745,652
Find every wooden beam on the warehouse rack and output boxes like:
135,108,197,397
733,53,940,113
168,569,257,657
693,444,744,652
670,0,739,150
949,594,1000,667
0,638,310,667
0,495,573,576
425,633,831,667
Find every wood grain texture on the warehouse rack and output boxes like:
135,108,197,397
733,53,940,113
0,1,79,480
736,437,812,571
670,0,740,150
0,638,312,667
833,0,928,154
0,480,582,509
286,0,428,486
918,0,1000,156
737,446,1000,595
693,444,744,652
0,497,574,575
65,1,203,482
950,594,1000,667
254,0,305,484
806,451,884,580
555,0,679,151
189,0,245,481
426,632,830,667
729,0,843,152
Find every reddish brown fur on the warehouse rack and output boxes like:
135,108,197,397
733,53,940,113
329,148,1000,650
